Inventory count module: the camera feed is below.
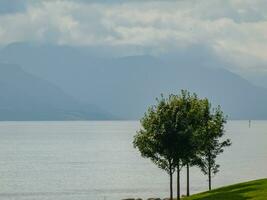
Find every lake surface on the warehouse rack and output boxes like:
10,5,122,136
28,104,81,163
0,121,266,200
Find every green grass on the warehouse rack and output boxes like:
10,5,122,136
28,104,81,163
182,179,267,200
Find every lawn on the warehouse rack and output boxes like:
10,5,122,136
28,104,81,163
183,179,267,200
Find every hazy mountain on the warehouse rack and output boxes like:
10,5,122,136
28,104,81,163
0,62,111,120
1,42,267,120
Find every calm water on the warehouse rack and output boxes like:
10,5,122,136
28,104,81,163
0,121,266,200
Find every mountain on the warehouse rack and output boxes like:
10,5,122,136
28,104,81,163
1,42,267,120
0,62,111,120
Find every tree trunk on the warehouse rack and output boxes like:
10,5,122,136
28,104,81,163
169,163,173,200
208,154,211,191
170,172,173,200
208,168,211,191
186,163,190,196
177,162,180,200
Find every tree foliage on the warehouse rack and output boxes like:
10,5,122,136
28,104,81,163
133,95,177,199
198,104,231,190
133,90,231,198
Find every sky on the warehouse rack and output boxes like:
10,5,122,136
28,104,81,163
0,0,267,86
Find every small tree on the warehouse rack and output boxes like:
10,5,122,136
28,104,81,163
133,96,177,200
170,91,207,198
133,92,201,200
199,105,231,191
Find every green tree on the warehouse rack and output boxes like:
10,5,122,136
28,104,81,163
133,92,202,200
171,91,207,198
133,96,177,200
199,105,231,191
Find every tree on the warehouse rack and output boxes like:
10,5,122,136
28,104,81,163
171,91,207,198
133,96,178,200
133,92,201,200
199,104,231,191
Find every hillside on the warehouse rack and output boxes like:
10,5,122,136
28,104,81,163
0,63,111,120
183,179,267,200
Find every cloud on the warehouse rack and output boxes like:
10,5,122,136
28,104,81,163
0,0,267,77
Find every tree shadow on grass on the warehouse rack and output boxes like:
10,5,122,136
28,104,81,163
190,181,264,200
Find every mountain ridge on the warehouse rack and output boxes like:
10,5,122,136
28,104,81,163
1,42,267,120
0,62,112,120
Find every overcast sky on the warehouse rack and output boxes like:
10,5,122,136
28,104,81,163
0,0,267,85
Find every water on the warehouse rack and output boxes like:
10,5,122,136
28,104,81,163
0,120,266,200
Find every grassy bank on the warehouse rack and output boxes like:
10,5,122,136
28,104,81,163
183,179,267,200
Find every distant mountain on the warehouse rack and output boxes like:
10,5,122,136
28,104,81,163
1,42,267,120
0,63,112,120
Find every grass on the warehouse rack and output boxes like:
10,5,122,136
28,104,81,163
182,179,267,200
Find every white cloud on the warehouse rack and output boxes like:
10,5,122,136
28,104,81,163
0,0,267,76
